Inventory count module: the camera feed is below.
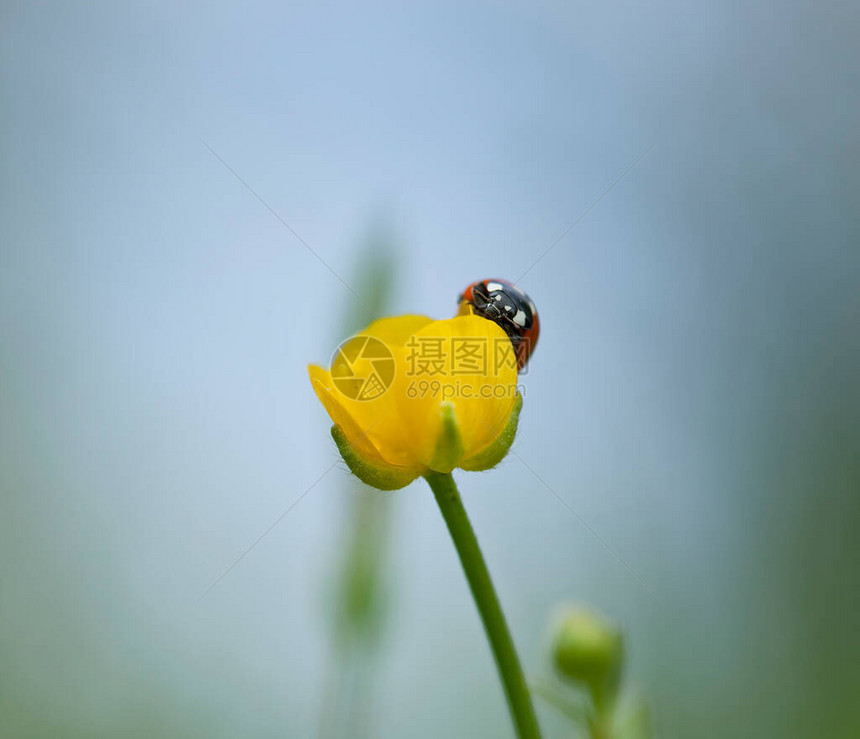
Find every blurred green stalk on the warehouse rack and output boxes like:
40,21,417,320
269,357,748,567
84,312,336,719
318,227,397,739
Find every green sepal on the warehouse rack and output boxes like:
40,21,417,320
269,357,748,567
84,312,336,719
428,402,465,473
331,424,417,491
459,393,523,472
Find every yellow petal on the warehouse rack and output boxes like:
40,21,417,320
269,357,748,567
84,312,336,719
319,315,434,468
360,315,434,347
309,360,424,471
308,365,387,466
388,315,518,469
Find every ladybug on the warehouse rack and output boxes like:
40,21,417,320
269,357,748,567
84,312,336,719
458,279,539,371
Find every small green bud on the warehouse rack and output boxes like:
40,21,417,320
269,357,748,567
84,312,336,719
552,608,625,707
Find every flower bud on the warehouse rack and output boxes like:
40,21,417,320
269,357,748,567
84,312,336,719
552,607,624,706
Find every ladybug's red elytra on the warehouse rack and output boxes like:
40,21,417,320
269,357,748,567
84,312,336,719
458,279,539,371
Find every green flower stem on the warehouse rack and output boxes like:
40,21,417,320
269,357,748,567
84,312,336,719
425,471,542,739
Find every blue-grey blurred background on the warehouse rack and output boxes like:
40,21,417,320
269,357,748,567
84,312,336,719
2,2,858,737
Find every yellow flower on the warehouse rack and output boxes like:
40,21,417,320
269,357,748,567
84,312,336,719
309,313,522,489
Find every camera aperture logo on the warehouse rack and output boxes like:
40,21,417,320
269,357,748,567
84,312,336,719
331,335,395,401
